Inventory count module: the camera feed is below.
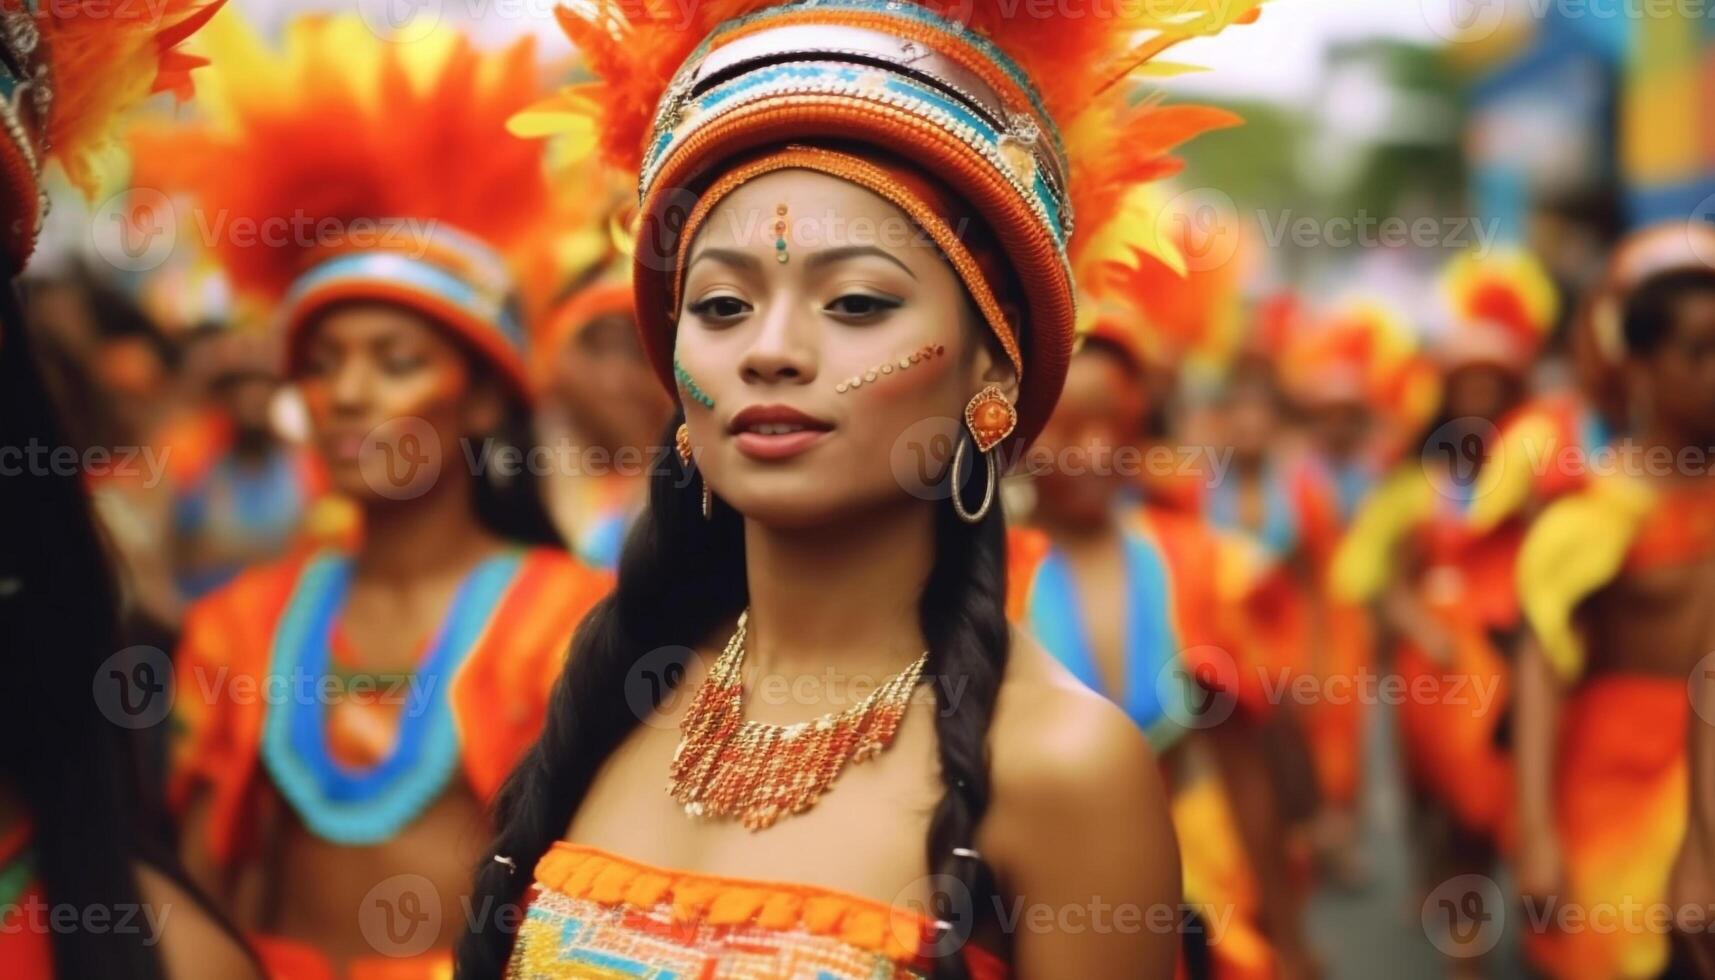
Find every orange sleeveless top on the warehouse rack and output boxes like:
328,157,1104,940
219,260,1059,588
508,843,1008,979
169,546,611,864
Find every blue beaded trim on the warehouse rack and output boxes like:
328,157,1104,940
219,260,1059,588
687,0,1064,161
644,62,1067,256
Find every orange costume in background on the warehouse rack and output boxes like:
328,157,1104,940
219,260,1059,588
1336,466,1519,844
1280,301,1437,809
1518,477,1715,979
146,12,618,977
1007,500,1278,980
170,544,607,979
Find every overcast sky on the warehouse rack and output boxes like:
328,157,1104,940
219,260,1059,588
238,0,1448,106
1168,0,1445,103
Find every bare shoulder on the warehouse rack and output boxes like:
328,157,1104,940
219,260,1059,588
990,628,1161,796
982,628,1171,854
976,629,1182,978
134,863,263,980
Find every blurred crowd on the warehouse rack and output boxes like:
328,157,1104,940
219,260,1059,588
4,1,1715,978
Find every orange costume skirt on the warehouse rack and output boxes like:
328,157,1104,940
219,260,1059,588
1523,675,1688,980
1393,626,1514,847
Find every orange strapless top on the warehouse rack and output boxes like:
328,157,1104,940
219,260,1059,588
507,842,1008,979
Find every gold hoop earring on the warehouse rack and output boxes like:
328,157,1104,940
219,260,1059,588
952,385,1016,523
950,433,995,524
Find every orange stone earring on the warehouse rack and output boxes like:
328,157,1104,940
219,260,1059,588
952,385,1016,523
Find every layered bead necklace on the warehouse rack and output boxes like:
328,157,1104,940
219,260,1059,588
668,610,930,830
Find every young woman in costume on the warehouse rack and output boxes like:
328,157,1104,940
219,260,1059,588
154,16,610,977
460,1,1263,976
1515,225,1715,980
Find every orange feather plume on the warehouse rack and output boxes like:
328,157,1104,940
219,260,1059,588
537,0,1263,178
28,0,223,196
131,12,549,300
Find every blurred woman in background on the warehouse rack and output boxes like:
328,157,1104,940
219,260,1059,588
152,15,609,977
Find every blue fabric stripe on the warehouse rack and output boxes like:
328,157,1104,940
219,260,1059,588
261,550,524,844
1023,525,1187,748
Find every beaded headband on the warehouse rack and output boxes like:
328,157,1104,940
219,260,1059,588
282,226,533,402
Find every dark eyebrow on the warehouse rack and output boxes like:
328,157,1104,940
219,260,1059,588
685,247,763,275
804,244,917,280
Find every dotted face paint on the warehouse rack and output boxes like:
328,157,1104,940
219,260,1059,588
674,358,715,409
834,343,945,394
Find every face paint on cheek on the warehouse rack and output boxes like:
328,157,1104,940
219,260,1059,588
383,362,469,421
296,382,336,431
674,357,715,409
833,343,946,394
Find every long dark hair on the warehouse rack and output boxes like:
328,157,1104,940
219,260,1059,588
0,286,246,978
467,380,565,550
455,410,1011,979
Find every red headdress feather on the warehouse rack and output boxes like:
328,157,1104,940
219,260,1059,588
132,12,549,300
543,0,1262,181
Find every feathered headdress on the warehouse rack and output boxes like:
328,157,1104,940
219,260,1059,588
1081,191,1250,377
0,0,222,268
1284,298,1438,436
131,11,551,396
510,128,638,388
519,0,1263,448
1439,248,1559,372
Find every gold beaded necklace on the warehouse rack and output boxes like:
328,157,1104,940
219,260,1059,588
668,610,930,831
